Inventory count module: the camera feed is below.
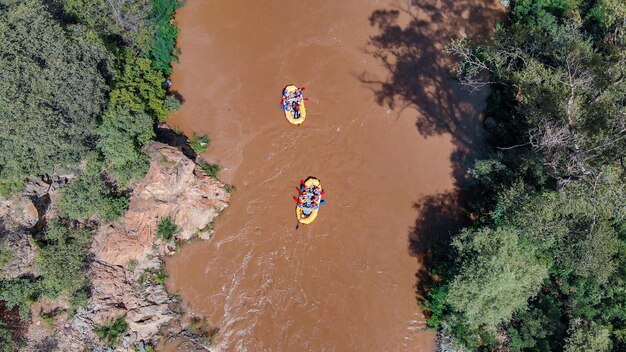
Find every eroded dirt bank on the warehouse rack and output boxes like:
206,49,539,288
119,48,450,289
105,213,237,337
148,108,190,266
165,0,504,351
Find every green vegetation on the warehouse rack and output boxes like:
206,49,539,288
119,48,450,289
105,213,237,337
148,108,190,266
0,243,12,271
0,0,111,196
157,216,178,241
190,134,211,154
62,0,153,51
199,161,221,179
57,162,128,221
154,268,168,285
36,223,91,301
0,278,40,319
0,0,183,194
0,321,15,352
94,316,129,347
39,310,56,326
148,0,184,75
0,222,92,320
423,0,626,350
128,259,138,272
0,0,182,339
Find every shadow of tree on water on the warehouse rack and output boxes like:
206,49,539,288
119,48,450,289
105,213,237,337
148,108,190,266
362,0,503,149
362,0,505,306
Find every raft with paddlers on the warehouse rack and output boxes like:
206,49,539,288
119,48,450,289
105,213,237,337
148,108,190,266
280,85,307,125
293,177,326,224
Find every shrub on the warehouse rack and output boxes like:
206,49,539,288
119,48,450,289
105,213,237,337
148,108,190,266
36,223,91,301
154,269,168,285
40,310,56,326
148,0,184,75
199,161,221,179
0,242,12,271
57,163,128,221
0,278,40,319
69,287,89,314
164,94,182,112
157,217,177,241
94,316,128,347
0,321,15,352
190,134,211,154
127,259,138,272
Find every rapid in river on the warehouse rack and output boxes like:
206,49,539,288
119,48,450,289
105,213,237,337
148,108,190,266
165,0,504,351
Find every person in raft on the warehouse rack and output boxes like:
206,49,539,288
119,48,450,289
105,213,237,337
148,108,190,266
280,87,304,110
291,101,301,118
294,180,326,207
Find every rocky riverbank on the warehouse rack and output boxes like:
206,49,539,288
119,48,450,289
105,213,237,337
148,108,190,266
1,142,229,351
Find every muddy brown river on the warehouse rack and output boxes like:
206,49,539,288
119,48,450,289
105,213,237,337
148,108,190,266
165,0,504,351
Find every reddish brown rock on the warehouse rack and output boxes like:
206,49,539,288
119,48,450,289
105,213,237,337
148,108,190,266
92,142,229,266
53,142,230,350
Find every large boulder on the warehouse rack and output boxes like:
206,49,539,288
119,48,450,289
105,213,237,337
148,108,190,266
92,142,229,266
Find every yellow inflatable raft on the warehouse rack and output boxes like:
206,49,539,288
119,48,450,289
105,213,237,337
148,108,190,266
283,85,306,125
296,177,322,224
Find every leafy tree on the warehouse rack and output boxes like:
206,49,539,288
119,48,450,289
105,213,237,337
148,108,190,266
564,320,612,352
423,2,626,350
107,52,171,121
507,294,567,351
148,0,183,75
61,0,153,51
446,18,625,185
0,0,111,195
446,227,548,329
97,50,177,186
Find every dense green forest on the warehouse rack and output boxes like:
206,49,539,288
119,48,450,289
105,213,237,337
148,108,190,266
0,0,181,348
423,0,625,351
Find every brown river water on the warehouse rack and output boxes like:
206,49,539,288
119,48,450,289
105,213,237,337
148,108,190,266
165,0,504,351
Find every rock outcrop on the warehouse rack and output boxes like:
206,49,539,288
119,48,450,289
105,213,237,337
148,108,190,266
18,142,230,351
0,181,45,280
92,142,229,266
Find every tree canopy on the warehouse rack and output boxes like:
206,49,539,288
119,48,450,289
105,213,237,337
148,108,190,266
423,0,626,350
0,0,112,195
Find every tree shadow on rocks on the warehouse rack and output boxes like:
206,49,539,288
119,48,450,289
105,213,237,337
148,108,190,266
155,123,197,160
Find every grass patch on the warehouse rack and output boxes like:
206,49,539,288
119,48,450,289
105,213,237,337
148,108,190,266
94,316,128,347
0,243,13,271
190,134,210,154
198,161,221,179
158,154,177,168
201,222,214,234
225,184,236,194
157,217,177,241
189,316,204,333
154,268,168,285
39,310,56,326
127,259,138,272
